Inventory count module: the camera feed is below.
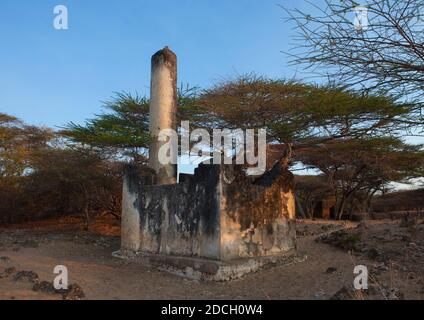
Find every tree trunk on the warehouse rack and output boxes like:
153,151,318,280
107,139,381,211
82,186,90,231
337,197,346,220
295,195,307,219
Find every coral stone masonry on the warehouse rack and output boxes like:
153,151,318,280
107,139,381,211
114,47,299,281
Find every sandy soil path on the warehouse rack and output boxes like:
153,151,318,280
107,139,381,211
0,218,422,300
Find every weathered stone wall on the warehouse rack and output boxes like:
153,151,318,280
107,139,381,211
121,170,141,252
149,47,178,185
123,164,222,259
219,164,296,260
121,163,296,261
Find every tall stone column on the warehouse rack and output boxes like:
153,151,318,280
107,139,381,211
121,166,140,252
149,46,178,185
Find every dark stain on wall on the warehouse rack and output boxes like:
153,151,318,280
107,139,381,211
222,162,294,232
123,162,295,258
179,164,221,236
124,163,221,256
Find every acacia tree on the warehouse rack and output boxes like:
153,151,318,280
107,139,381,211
62,86,199,164
0,113,52,179
296,137,424,219
61,92,151,165
194,76,414,167
28,146,122,229
0,113,121,225
62,77,415,171
285,0,424,131
295,175,333,218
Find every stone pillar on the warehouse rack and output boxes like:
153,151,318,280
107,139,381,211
149,46,178,185
121,166,140,252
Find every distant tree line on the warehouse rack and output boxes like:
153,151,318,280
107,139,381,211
372,189,424,213
0,113,122,226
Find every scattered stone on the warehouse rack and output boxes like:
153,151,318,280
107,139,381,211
365,284,381,297
313,289,326,300
356,221,369,231
319,231,361,251
325,267,337,274
360,247,368,253
407,273,415,280
370,263,389,277
184,267,194,277
61,284,85,300
32,281,56,294
0,256,10,262
0,266,17,278
21,240,39,248
330,286,355,300
13,271,39,284
401,235,411,242
366,248,380,260
388,288,404,300
399,219,416,228
372,235,386,242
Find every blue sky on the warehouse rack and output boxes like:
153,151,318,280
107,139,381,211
1,1,422,187
0,0,309,128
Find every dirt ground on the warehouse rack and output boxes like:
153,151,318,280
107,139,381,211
0,216,423,300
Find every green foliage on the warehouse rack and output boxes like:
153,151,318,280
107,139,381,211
1,73,423,224
0,113,121,224
194,75,412,147
340,233,362,251
61,92,151,162
62,87,200,163
0,113,52,180
296,137,424,218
